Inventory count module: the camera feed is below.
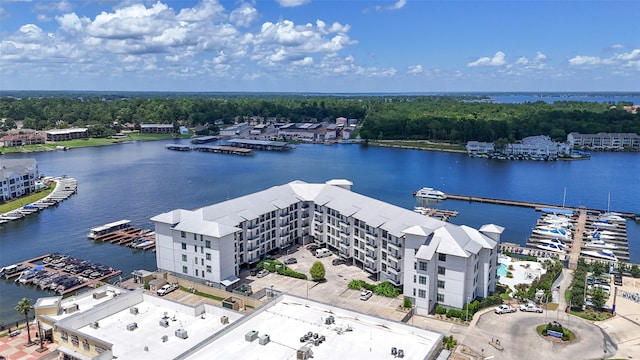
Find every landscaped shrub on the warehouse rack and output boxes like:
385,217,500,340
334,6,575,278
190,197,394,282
436,306,447,315
442,335,457,350
403,297,413,309
374,281,400,297
446,308,463,319
257,260,307,280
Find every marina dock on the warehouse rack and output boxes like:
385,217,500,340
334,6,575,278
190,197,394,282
0,253,121,296
91,222,156,251
165,144,253,155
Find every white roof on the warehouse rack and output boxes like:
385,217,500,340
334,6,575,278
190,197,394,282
185,295,442,360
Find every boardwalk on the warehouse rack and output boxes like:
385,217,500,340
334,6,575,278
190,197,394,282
568,210,587,270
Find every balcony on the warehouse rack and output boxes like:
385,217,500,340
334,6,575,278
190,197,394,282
339,249,350,258
387,276,401,286
339,224,350,234
247,222,259,230
364,263,377,273
389,251,402,260
314,224,324,232
388,264,401,274
366,241,377,249
366,232,377,241
302,212,310,219
365,251,377,260
387,241,401,251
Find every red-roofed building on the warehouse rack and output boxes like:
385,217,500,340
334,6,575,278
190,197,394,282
1,133,46,147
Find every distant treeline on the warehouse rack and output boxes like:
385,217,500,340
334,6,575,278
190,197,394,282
0,94,637,142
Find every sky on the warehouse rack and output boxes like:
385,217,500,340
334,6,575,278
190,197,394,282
0,0,639,93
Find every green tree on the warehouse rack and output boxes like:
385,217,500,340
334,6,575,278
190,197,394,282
630,264,640,278
309,261,326,281
590,286,607,310
591,262,604,277
15,297,34,345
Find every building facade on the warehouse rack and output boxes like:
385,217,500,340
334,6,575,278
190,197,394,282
151,180,502,311
567,132,640,151
1,133,46,147
140,124,175,134
44,128,89,142
0,158,38,202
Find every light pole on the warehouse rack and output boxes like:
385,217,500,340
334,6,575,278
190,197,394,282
465,296,470,322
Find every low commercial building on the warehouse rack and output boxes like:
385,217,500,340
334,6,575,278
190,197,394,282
277,123,324,141
44,128,88,142
151,180,502,312
0,158,38,202
219,123,250,136
34,286,443,360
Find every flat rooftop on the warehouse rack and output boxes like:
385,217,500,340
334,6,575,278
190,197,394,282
185,295,442,360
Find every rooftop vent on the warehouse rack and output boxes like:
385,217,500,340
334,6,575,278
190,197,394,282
221,316,229,325
130,307,139,315
259,334,270,345
161,335,168,343
89,322,99,329
126,323,138,331
159,319,169,328
175,328,188,339
93,291,107,299
245,330,259,342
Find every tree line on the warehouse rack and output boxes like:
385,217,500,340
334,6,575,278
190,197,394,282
1,93,637,142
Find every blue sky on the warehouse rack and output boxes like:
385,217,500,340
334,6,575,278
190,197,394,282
1,0,638,92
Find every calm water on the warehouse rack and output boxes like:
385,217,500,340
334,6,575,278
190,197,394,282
1,140,638,324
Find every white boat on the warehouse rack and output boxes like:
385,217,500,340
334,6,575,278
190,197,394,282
583,240,617,249
599,214,625,222
542,214,572,226
589,232,616,241
581,249,617,262
414,187,446,200
536,237,566,247
133,240,155,249
592,220,617,229
88,219,131,239
536,243,565,253
537,225,571,234
532,227,571,239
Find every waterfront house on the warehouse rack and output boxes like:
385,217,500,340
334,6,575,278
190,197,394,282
0,158,38,202
151,180,502,312
1,133,46,147
567,132,640,151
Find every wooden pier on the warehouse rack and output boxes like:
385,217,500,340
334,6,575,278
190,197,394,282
93,226,155,250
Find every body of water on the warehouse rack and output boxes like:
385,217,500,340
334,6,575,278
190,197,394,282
1,140,638,324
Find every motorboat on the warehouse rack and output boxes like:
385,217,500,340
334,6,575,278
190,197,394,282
592,220,617,229
589,232,616,241
599,213,625,222
532,227,571,240
414,187,446,200
581,249,618,262
536,243,565,253
583,240,617,249
536,237,566,247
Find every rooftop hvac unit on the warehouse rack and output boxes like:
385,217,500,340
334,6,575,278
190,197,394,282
130,307,139,315
397,349,404,358
161,335,168,343
245,330,259,342
296,346,313,360
63,304,79,314
159,319,169,328
126,323,138,331
220,316,229,325
259,334,270,345
93,291,107,299
89,322,99,329
325,316,335,325
175,328,188,339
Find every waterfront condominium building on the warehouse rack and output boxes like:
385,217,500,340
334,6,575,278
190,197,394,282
0,158,38,202
151,180,503,312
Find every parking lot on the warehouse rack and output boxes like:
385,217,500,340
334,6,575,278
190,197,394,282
239,244,407,321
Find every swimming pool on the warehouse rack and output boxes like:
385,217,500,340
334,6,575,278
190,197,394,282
497,263,508,276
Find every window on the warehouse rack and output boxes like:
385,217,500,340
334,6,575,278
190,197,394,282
181,231,186,238
438,253,446,262
419,261,427,271
182,254,187,262
61,331,68,341
181,242,186,250
195,269,199,276
206,253,211,260
437,293,444,302
419,276,426,285
182,266,188,274
418,289,426,298
206,265,212,273
194,233,197,240
194,245,197,252
194,257,198,264
437,280,445,289
205,240,211,249
437,266,446,275
201,259,204,266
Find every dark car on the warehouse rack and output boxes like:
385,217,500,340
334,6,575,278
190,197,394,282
307,244,320,252
614,274,623,286
249,268,259,276
332,258,347,266
283,258,297,265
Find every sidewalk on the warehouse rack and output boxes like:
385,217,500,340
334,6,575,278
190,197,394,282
0,324,58,360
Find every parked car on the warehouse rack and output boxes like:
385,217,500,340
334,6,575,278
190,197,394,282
157,283,179,296
283,258,297,265
249,268,259,276
256,269,270,278
360,290,373,301
494,304,517,314
519,303,543,313
307,244,320,252
614,274,623,286
332,258,347,266
315,248,332,258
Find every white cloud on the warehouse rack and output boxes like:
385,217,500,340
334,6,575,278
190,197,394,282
177,0,225,22
376,0,407,12
276,0,310,7
229,3,258,27
56,12,83,34
610,44,624,49
35,0,72,13
408,64,423,74
467,51,506,67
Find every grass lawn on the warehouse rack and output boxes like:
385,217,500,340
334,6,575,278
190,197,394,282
369,140,466,152
0,183,55,214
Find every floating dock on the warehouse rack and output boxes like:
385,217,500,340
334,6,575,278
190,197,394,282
414,206,458,221
226,138,292,151
191,136,219,144
0,177,78,225
92,225,156,251
165,144,253,155
0,254,121,296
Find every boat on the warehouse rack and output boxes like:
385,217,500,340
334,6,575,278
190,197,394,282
532,227,571,239
599,213,625,222
588,231,616,241
536,243,565,253
535,237,566,247
583,240,617,249
581,249,618,262
413,187,446,200
536,225,571,234
88,219,131,239
592,220,618,229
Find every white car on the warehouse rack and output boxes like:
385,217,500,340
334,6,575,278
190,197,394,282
519,303,543,313
157,283,179,296
494,304,517,314
360,290,373,301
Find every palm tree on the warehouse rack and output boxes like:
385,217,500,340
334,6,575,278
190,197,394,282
15,297,34,345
